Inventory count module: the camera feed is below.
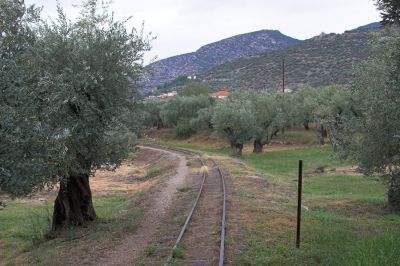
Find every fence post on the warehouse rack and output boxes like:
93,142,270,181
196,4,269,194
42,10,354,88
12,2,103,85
296,160,303,248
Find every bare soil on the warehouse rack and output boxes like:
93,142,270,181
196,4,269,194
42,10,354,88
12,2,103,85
0,148,169,204
85,146,189,265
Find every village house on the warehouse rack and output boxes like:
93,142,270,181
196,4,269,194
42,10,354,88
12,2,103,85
210,90,229,99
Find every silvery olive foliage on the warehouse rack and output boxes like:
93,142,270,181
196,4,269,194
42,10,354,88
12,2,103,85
376,0,400,25
159,95,213,127
300,85,353,150
337,27,400,209
0,0,151,196
250,91,296,152
212,93,257,155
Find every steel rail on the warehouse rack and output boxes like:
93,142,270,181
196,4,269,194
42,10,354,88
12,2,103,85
141,145,226,266
164,157,207,265
216,164,226,266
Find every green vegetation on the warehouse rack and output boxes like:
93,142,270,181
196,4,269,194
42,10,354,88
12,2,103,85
251,92,297,153
0,195,134,264
340,232,400,265
200,26,390,91
159,95,214,128
337,28,400,211
145,126,399,265
146,167,163,178
177,186,191,193
146,29,299,92
0,0,150,230
172,244,185,259
175,119,197,139
1,0,400,265
212,94,257,156
377,0,400,24
180,81,210,96
244,145,345,179
145,44,400,209
238,144,400,265
144,86,351,156
142,126,319,156
144,244,157,257
0,201,51,263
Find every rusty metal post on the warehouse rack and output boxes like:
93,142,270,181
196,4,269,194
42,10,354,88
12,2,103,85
296,160,303,248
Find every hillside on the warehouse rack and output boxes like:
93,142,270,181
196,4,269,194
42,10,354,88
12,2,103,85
142,30,300,91
199,25,387,91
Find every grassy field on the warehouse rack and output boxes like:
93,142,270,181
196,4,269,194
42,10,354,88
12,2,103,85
238,148,399,265
0,195,141,265
2,127,399,265
144,128,400,266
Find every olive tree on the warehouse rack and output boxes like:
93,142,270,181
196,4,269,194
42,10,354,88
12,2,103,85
376,0,400,24
143,100,164,129
212,94,256,156
294,86,316,130
190,106,214,130
159,95,213,127
1,0,151,230
250,92,296,153
296,86,327,144
306,86,353,151
318,86,353,152
339,32,400,210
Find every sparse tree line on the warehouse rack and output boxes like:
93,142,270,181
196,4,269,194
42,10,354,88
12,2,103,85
142,85,353,156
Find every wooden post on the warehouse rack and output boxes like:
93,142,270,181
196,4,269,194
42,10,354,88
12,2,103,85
296,160,303,248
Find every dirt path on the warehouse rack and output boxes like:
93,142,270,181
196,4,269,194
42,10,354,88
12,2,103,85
95,146,189,266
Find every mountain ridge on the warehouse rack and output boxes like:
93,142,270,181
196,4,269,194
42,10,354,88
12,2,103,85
198,24,386,91
142,29,300,92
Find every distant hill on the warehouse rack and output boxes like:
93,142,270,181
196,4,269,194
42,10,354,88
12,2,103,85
352,22,380,31
197,25,388,91
142,30,300,92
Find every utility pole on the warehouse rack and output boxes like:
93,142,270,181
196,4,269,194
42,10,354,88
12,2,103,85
282,58,285,93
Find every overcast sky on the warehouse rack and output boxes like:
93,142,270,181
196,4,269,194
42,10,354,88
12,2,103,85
25,0,381,64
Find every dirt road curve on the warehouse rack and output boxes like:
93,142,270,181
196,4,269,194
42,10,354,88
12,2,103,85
96,146,189,266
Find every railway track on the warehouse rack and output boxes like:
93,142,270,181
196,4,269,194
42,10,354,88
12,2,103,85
141,145,226,265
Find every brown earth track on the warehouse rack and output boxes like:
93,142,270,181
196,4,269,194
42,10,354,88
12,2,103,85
174,159,224,266
94,146,191,266
137,157,205,265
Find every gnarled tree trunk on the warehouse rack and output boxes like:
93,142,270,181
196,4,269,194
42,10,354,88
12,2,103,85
253,139,264,153
316,120,325,145
326,124,340,152
231,142,243,157
52,174,96,230
388,172,400,211
303,120,310,130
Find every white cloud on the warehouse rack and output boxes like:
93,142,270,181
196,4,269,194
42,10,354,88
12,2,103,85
25,0,381,64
